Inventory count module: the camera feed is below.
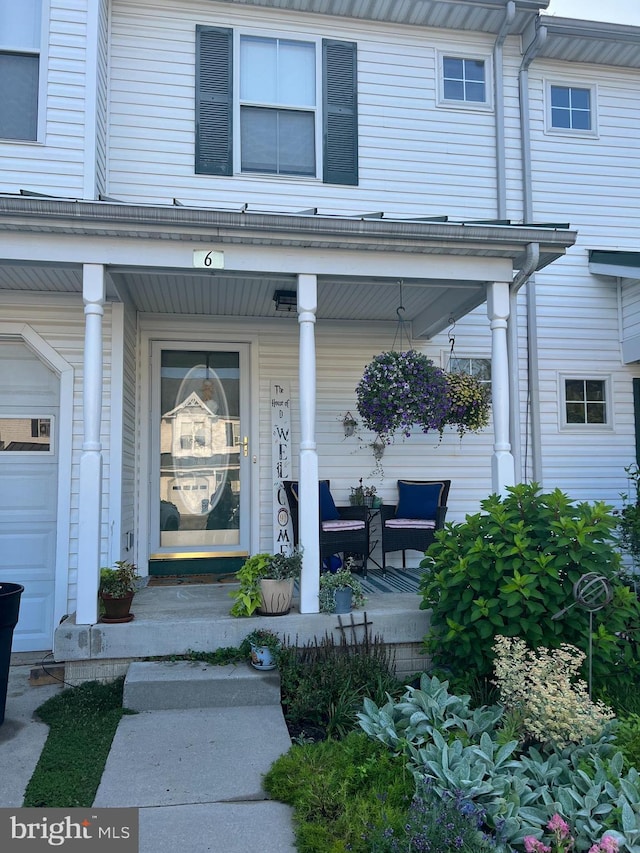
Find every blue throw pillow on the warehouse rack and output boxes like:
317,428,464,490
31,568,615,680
290,481,341,521
319,480,340,521
395,481,444,520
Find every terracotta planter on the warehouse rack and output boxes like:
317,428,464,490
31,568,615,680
100,592,134,623
258,578,293,616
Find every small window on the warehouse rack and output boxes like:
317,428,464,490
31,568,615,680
438,53,490,109
449,357,492,389
0,416,51,452
0,0,41,141
562,378,609,427
546,83,596,136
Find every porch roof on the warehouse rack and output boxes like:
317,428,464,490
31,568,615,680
0,195,577,339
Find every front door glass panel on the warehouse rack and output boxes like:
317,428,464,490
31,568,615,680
159,350,241,548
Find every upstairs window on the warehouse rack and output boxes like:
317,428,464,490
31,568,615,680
547,83,596,135
438,53,490,109
562,377,609,428
240,37,316,176
195,27,358,185
0,0,41,141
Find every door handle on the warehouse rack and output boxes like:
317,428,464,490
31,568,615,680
243,436,248,457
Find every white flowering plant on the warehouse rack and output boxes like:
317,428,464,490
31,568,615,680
493,635,615,750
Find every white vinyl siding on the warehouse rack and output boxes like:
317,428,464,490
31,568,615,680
526,57,640,502
107,0,503,219
0,0,87,197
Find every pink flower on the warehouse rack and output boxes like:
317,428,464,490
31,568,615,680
547,814,570,837
588,839,619,853
524,838,552,853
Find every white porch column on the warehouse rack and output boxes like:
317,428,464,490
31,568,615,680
487,281,515,495
76,264,105,625
297,273,320,613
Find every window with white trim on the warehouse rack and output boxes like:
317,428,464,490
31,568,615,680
438,53,490,108
562,377,609,427
195,27,358,185
0,0,41,141
546,83,596,135
239,36,316,176
449,356,492,389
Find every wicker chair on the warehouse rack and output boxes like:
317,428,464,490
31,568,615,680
282,480,370,575
380,479,451,572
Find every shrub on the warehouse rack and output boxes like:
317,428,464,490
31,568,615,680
419,483,640,685
614,714,640,772
278,633,402,740
493,636,615,750
263,731,413,853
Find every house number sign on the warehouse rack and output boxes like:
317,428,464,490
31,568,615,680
192,250,224,269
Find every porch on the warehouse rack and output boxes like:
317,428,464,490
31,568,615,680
54,579,431,683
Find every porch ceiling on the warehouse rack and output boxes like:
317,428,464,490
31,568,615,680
0,196,577,339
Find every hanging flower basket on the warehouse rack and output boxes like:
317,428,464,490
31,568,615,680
443,371,491,437
355,350,490,443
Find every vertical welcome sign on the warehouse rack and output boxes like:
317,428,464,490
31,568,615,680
271,381,293,555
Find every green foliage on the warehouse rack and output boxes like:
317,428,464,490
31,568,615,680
241,628,281,654
357,674,640,852
99,561,139,597
318,564,366,613
229,551,302,616
263,731,413,853
24,679,130,808
493,636,614,750
365,786,499,852
278,633,402,740
616,464,640,571
419,483,640,683
615,714,640,773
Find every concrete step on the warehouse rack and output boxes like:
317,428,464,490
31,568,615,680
123,661,281,711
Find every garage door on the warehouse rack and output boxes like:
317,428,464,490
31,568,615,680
0,341,59,652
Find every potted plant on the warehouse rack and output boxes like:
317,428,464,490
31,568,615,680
99,560,140,623
258,550,303,616
229,549,302,617
319,561,365,614
243,628,281,671
349,478,378,508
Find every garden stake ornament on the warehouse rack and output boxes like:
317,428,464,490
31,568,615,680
552,572,613,697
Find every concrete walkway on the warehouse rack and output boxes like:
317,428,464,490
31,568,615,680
1,661,297,853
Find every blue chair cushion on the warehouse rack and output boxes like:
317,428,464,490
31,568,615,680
290,480,341,522
395,481,445,520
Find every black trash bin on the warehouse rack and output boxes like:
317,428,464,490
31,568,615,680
0,583,24,726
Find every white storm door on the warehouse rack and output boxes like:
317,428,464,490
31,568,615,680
150,343,251,558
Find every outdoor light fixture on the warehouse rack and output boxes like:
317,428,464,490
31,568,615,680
273,290,297,312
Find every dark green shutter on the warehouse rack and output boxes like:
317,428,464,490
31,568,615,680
322,39,358,186
195,26,233,176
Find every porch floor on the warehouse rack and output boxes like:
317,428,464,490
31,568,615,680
54,582,430,668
